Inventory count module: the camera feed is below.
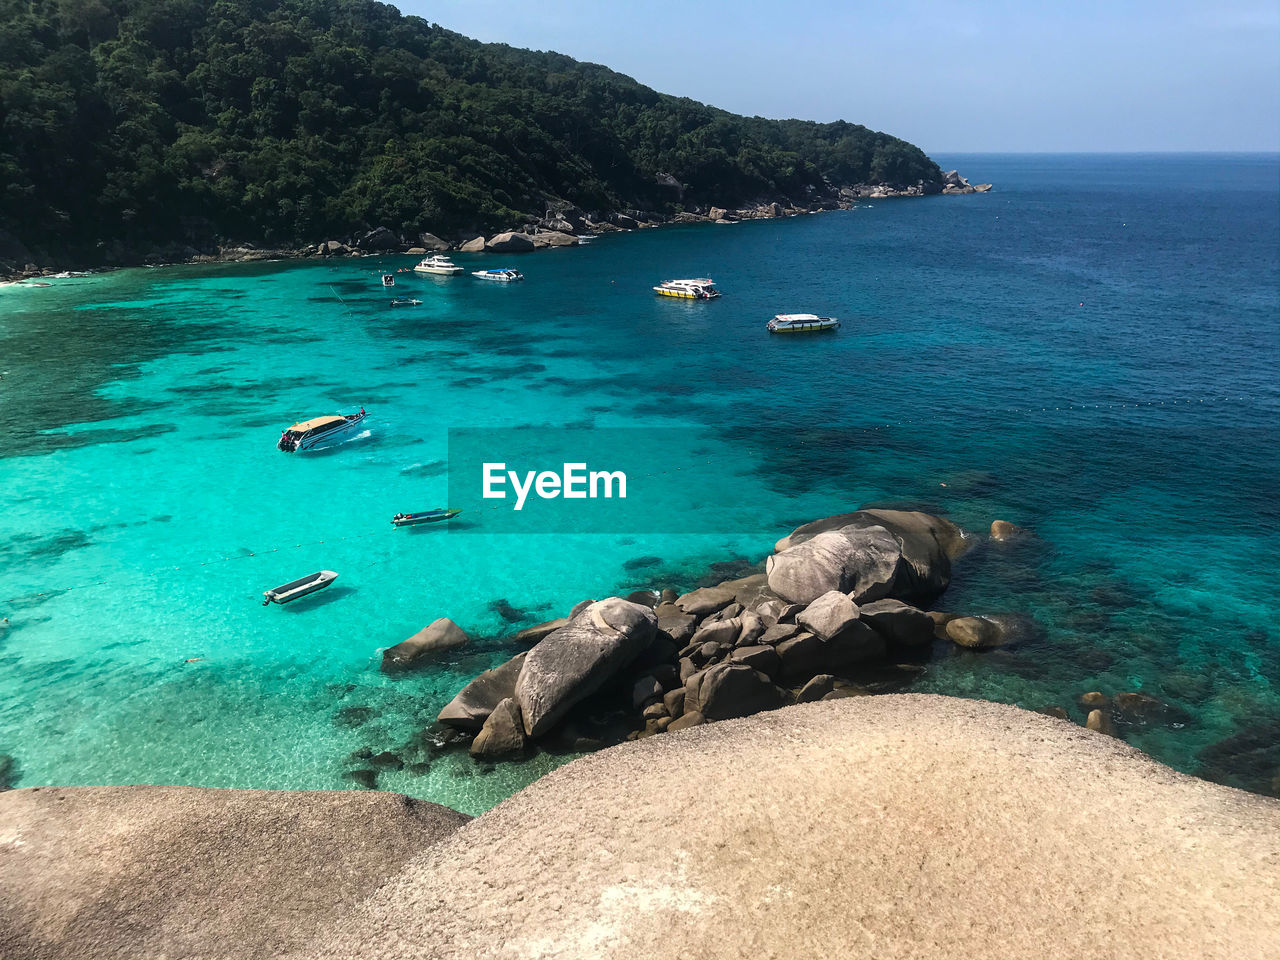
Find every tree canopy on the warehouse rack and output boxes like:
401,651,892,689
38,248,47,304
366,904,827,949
0,0,943,261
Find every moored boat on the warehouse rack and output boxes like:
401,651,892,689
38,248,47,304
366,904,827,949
472,268,524,282
262,570,338,605
767,313,840,333
390,297,422,306
277,408,367,451
381,273,395,286
653,278,720,299
414,254,464,275
391,508,461,527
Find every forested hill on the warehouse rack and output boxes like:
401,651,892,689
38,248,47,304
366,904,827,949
0,0,943,267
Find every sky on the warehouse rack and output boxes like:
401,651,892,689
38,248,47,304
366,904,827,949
398,0,1280,153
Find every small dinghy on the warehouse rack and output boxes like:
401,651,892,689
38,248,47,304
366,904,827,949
390,297,422,306
262,570,338,605
381,273,395,287
391,508,461,527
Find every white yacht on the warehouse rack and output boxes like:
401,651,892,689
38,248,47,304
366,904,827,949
653,278,720,299
277,409,367,452
472,268,524,282
767,314,840,334
413,254,464,275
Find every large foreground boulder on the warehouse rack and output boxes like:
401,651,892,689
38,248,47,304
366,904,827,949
310,696,1280,959
2,698,1277,959
0,786,468,959
515,598,656,736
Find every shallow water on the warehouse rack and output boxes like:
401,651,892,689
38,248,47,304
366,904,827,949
2,153,1277,809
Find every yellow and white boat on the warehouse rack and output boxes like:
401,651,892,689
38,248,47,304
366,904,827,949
653,278,720,299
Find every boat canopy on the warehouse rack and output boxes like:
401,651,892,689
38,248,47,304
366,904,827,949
774,314,821,322
286,415,345,433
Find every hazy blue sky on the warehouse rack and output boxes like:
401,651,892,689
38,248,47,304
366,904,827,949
402,0,1279,153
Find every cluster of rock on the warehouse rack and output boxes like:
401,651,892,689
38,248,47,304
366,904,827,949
414,509,994,760
2,172,994,279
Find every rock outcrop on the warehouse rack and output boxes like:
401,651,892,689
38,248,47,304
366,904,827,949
0,785,469,959
381,618,468,672
514,598,657,736
484,231,536,253
437,652,527,730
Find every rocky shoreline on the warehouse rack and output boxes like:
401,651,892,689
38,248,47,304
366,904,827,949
354,506,1275,796
0,171,991,281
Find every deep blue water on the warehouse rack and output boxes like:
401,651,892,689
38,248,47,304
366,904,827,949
1,153,1277,809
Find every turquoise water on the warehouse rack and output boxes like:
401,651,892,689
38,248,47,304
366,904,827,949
2,154,1277,808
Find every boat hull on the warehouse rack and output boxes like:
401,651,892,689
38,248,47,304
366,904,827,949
767,317,840,334
414,266,463,275
392,509,460,527
278,412,367,452
653,288,719,299
263,570,338,605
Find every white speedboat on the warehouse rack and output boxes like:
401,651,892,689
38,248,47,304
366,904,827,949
414,254,464,275
381,273,395,286
653,278,720,299
277,409,367,451
767,314,840,333
263,570,338,605
472,268,524,282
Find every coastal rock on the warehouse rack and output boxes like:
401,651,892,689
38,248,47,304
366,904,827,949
728,644,781,678
675,583,737,616
655,607,697,645
945,616,1007,649
1086,708,1116,736
610,213,640,230
381,618,469,672
512,617,571,645
776,508,969,561
470,699,527,758
357,226,399,251
824,622,885,671
796,674,837,702
990,520,1025,541
417,232,450,250
514,598,656,736
663,687,685,719
708,206,731,221
760,622,799,645
8,699,1279,960
687,618,739,649
530,231,579,248
775,631,826,682
665,709,704,732
0,785,469,958
405,247,427,255
459,236,486,252
485,231,536,253
766,525,904,605
321,240,350,255
437,653,527,730
632,676,664,709
795,590,861,641
858,598,936,647
946,613,1040,649
684,662,789,721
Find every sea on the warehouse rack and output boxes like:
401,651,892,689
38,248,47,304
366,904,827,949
1,153,1277,812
